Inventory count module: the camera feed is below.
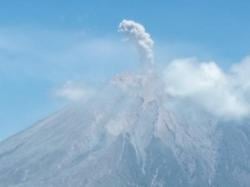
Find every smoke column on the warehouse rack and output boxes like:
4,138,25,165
119,19,154,65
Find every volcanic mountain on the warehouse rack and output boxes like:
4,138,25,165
1,19,250,187
0,71,250,187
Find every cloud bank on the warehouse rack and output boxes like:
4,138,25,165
163,57,250,119
119,19,154,65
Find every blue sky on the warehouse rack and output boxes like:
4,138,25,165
1,0,250,140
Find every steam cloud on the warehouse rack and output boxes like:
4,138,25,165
119,19,154,65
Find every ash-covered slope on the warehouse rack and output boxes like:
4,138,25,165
0,72,250,187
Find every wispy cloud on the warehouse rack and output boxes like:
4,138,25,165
0,27,138,80
54,81,93,102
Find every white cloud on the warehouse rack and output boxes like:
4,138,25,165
55,81,92,102
163,57,250,119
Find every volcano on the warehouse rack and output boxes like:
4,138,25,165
0,71,250,187
1,19,250,187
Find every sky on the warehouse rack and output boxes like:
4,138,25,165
1,0,250,140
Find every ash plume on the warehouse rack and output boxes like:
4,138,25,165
118,19,154,65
